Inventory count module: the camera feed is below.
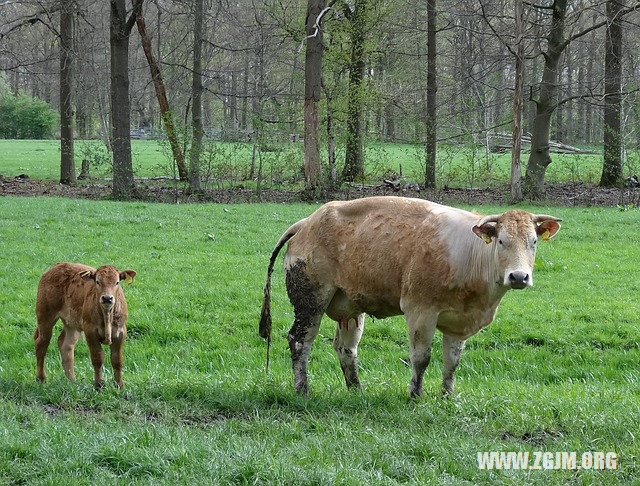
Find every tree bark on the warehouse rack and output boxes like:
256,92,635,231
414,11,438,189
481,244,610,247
190,0,204,193
60,0,75,184
136,9,187,181
424,0,437,189
523,0,568,199
510,0,524,202
342,0,368,182
600,0,623,187
303,0,325,189
110,0,144,200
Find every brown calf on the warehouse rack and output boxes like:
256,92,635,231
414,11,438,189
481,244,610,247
34,262,136,389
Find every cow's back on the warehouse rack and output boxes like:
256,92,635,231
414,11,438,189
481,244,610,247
285,197,464,315
36,262,95,326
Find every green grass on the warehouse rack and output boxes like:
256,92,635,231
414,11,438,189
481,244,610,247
1,138,629,188
0,196,639,484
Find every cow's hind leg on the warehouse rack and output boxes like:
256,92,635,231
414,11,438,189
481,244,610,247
57,326,81,381
34,315,56,382
404,307,438,398
333,314,365,388
441,334,465,396
285,260,334,395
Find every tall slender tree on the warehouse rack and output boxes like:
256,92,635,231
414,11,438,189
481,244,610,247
424,0,437,189
342,0,368,182
189,0,204,193
60,0,75,184
600,0,623,187
303,0,325,189
136,8,187,181
510,0,525,201
110,0,144,200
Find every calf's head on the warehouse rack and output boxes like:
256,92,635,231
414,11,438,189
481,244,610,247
472,210,560,289
81,266,136,309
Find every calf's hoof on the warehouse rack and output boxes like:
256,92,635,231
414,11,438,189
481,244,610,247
94,380,105,391
114,380,124,389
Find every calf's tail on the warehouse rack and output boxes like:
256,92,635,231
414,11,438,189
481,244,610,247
259,218,307,371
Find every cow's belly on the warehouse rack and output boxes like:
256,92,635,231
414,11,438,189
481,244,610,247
57,304,84,331
436,306,498,340
326,288,401,321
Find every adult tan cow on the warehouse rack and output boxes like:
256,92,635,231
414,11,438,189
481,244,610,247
35,262,136,389
259,196,560,396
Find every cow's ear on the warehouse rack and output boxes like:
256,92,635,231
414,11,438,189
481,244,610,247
79,270,95,281
120,270,136,284
472,223,496,244
536,220,560,241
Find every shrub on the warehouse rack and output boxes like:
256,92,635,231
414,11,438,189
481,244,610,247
0,93,57,139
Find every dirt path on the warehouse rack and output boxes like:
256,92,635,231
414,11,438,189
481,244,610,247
1,175,637,207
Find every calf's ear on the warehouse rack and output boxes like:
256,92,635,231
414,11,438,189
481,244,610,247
472,223,497,244
536,220,561,241
79,270,95,281
119,270,136,284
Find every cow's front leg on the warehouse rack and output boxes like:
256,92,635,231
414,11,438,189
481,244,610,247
404,307,438,398
333,314,365,388
110,328,126,388
85,331,105,390
442,334,465,396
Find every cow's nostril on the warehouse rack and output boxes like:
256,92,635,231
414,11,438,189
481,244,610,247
508,272,529,287
101,295,114,304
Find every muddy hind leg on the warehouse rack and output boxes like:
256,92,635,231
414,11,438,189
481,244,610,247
285,260,334,396
34,315,56,382
333,314,365,388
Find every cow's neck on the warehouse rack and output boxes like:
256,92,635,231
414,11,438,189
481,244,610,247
445,225,505,301
100,307,114,342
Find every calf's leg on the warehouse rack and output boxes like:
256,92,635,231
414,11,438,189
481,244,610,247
441,334,465,396
110,329,126,388
34,316,55,382
333,314,365,388
57,326,81,381
85,331,105,390
404,307,438,398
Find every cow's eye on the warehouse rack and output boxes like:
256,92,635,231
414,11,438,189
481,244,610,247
498,239,503,245
116,281,120,286
95,280,100,286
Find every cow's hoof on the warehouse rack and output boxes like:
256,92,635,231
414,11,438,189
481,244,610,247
409,387,423,399
36,375,46,383
295,383,309,396
94,380,105,391
114,380,124,389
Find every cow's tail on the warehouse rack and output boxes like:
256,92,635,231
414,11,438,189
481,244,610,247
259,218,307,371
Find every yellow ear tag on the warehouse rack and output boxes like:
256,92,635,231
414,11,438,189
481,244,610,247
125,274,135,285
481,234,493,244
541,229,551,241
79,270,91,278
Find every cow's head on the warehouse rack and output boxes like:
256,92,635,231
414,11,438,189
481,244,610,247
472,210,561,289
81,266,136,309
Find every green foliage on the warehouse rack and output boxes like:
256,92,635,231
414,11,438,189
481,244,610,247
0,92,57,139
0,198,639,484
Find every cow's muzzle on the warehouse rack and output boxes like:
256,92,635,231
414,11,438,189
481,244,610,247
508,271,531,289
101,295,114,306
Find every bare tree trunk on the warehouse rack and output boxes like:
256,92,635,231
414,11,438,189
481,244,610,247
600,0,623,187
110,0,144,200
424,0,437,189
136,10,188,181
230,69,238,130
303,0,325,189
523,0,567,199
342,0,368,182
510,0,524,202
190,0,204,193
241,56,249,130
136,11,187,181
60,0,75,184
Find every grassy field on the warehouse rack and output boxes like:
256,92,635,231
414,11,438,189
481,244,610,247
0,138,617,187
0,196,639,484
